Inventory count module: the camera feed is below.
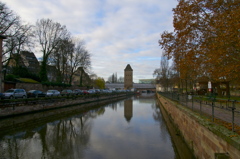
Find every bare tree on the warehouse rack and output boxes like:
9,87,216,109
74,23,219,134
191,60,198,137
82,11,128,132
107,73,117,83
49,38,91,85
78,50,91,86
35,18,70,81
153,54,174,92
74,39,91,86
0,2,20,35
90,73,97,81
117,76,124,83
68,39,90,85
107,75,112,83
4,24,33,64
49,38,74,83
0,2,33,66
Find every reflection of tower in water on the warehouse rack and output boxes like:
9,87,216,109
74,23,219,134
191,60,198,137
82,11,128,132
124,99,133,123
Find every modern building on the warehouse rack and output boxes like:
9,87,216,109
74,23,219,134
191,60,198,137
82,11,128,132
124,64,133,89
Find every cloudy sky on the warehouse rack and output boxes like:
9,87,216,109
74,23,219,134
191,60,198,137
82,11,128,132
2,0,178,83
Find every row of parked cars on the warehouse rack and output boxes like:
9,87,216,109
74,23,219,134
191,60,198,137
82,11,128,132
0,88,128,99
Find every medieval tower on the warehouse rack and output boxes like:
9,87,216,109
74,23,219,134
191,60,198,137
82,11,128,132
124,64,133,89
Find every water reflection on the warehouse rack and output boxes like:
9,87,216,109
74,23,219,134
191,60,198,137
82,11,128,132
124,99,133,122
0,106,106,159
0,95,192,159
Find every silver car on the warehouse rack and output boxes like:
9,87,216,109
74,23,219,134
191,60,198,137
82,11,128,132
88,89,96,94
46,90,60,97
3,89,27,99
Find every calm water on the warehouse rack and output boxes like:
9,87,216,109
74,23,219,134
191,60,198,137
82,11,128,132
0,95,193,159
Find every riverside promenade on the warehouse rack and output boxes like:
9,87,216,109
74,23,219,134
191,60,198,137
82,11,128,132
157,93,240,158
158,92,240,134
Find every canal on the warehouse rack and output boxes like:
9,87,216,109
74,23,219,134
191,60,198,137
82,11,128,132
0,94,194,159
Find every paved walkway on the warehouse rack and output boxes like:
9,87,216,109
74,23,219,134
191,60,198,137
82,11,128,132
160,94,240,132
180,100,240,126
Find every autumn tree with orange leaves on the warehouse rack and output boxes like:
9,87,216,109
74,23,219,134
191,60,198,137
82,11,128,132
159,0,240,95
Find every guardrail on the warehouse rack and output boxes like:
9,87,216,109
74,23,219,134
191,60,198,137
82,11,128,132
158,92,240,132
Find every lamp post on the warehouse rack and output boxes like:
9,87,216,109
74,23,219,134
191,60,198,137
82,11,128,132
0,35,7,93
208,81,212,94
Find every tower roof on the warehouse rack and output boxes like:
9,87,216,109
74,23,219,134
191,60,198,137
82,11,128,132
124,64,133,71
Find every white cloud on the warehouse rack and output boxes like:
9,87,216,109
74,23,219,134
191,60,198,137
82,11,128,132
1,0,178,82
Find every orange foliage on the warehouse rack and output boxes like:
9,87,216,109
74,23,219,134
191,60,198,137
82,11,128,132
159,0,240,82
213,118,240,136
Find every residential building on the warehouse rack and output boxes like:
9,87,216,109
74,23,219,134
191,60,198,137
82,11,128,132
72,67,92,86
46,65,58,82
7,51,40,74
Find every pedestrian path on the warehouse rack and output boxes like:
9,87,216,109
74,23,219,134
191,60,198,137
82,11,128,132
179,99,240,133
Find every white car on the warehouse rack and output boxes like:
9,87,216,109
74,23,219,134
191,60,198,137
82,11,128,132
46,90,60,97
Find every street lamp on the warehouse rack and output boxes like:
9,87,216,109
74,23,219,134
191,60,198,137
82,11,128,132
0,35,7,93
208,81,212,94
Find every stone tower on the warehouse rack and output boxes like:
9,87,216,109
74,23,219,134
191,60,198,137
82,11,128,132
124,64,133,89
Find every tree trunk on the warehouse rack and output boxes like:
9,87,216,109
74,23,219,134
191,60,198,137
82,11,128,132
226,81,230,97
39,57,48,82
80,69,83,86
185,79,188,94
216,82,222,97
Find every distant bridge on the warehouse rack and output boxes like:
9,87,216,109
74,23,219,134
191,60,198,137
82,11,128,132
105,83,156,92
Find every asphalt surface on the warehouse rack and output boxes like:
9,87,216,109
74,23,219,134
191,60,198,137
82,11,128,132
179,97,240,127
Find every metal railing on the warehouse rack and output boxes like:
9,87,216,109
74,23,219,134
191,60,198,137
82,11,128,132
0,92,134,110
158,92,240,132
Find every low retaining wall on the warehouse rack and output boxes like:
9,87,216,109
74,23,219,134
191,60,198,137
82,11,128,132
157,93,240,159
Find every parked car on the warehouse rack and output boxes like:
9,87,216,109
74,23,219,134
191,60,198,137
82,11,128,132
88,89,96,94
0,92,3,100
103,89,112,93
102,89,108,93
27,90,46,98
61,89,73,96
3,89,27,99
73,89,83,95
46,90,60,97
95,89,101,94
82,90,89,95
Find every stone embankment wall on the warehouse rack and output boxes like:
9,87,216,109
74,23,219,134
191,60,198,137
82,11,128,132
0,94,128,118
157,93,240,159
0,94,130,136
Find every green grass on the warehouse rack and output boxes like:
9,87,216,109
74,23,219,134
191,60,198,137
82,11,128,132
17,78,40,83
194,95,240,101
